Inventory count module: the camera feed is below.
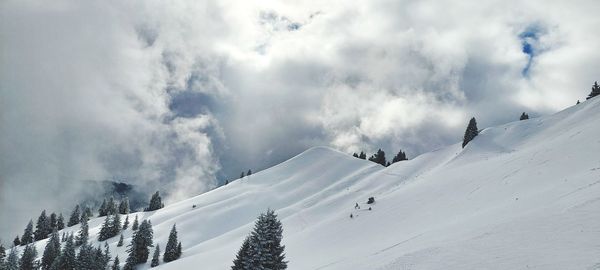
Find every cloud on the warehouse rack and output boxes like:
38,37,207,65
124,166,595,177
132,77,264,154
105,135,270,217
1,0,600,240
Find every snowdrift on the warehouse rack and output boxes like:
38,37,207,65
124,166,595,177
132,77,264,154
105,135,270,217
25,98,600,269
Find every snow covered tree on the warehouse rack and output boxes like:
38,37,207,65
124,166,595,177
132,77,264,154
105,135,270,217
34,210,52,241
587,81,600,100
103,242,111,269
19,244,37,270
98,199,107,217
163,224,180,262
462,117,479,148
132,216,139,231
176,243,181,259
49,213,57,231
520,112,529,120
247,169,252,176
106,197,117,216
146,192,163,211
83,207,93,221
75,213,89,246
118,198,130,214
368,149,387,167
245,209,287,270
117,234,124,247
5,248,18,270
50,234,75,270
111,213,121,236
67,205,80,227
359,151,366,160
112,256,120,270
150,245,160,267
352,153,359,158
41,230,61,270
122,216,129,230
20,220,34,245
75,244,95,270
0,243,5,263
231,237,250,270
56,214,65,230
13,236,20,247
98,216,112,241
240,172,245,178
124,220,153,269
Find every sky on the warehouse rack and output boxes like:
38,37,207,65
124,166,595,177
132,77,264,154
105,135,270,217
1,0,599,241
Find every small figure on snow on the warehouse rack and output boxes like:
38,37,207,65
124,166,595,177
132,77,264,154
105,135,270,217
350,214,353,219
368,207,372,211
367,197,375,204
354,203,360,209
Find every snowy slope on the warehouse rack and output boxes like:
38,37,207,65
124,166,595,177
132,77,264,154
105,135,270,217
26,98,600,269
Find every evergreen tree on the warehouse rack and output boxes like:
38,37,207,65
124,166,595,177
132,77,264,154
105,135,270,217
246,209,287,270
359,151,366,160
247,169,252,176
391,150,408,164
0,244,5,264
176,243,182,259
103,242,111,269
20,221,34,245
56,214,65,230
75,244,95,270
146,192,163,211
117,234,124,247
462,117,479,148
231,237,250,270
132,216,139,231
352,153,359,158
118,198,130,215
98,199,107,217
124,220,153,269
13,236,20,247
520,112,529,120
49,213,57,230
5,248,18,270
111,213,121,237
50,234,76,270
75,213,89,246
122,216,129,230
112,256,120,270
34,210,52,241
98,215,112,241
368,149,387,166
41,230,61,270
19,245,37,270
106,197,117,216
83,207,93,221
150,245,160,267
67,205,80,227
587,81,600,100
240,172,245,178
163,224,180,262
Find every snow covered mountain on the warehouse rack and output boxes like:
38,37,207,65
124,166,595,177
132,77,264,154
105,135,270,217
24,97,600,269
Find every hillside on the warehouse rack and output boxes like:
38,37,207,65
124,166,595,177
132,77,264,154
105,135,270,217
21,97,600,269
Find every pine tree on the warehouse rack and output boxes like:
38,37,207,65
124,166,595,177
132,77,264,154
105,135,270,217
112,256,120,270
240,172,245,178
117,234,124,247
391,150,408,164
98,215,112,241
41,230,61,270
98,199,107,217
146,192,163,211
587,81,600,100
56,214,65,230
0,243,5,263
352,153,359,158
75,213,89,246
124,220,153,269
520,112,529,120
111,213,121,237
106,197,117,216
34,210,52,241
462,117,479,148
67,205,80,227
20,220,34,245
245,209,287,270
231,236,250,270
132,216,139,231
163,224,180,262
103,242,111,269
176,242,182,258
50,234,76,270
83,207,93,221
13,236,20,247
75,244,95,270
368,149,387,166
19,244,37,270
5,248,18,270
118,198,130,214
359,151,366,160
122,216,129,230
150,245,160,267
247,169,252,176
49,213,57,230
